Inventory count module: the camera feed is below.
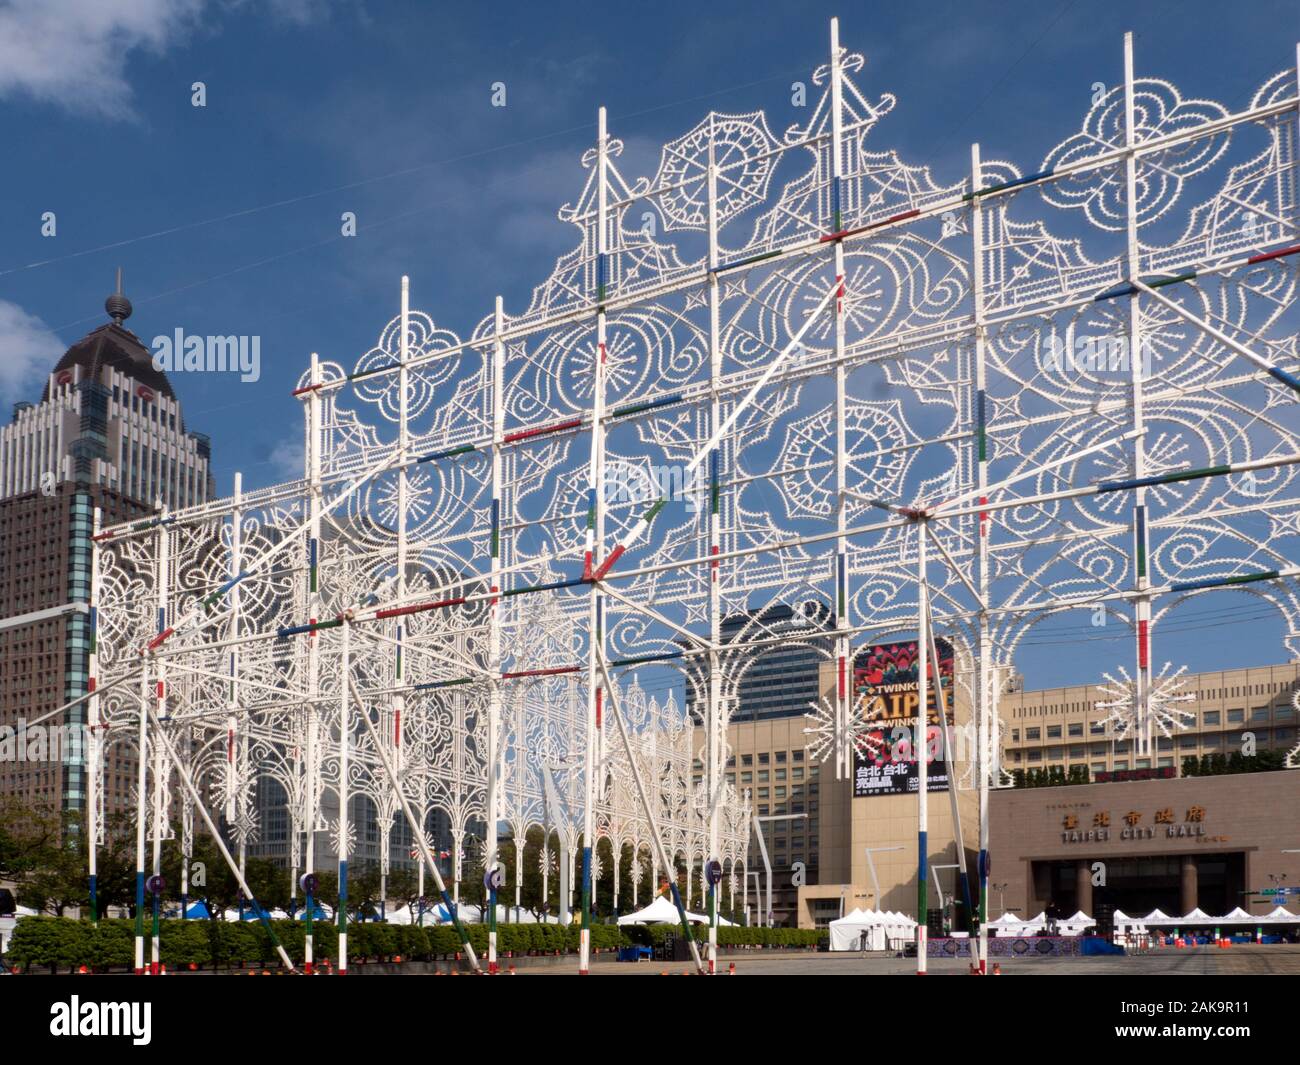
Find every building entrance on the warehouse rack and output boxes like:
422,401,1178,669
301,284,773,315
1034,853,1242,919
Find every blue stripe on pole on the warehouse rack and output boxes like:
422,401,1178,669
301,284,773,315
157,608,165,633
959,870,974,918
136,870,145,908
997,167,1054,192
918,831,927,881
979,848,989,881
217,571,250,596
1094,282,1137,302
89,605,97,633
581,846,592,891
1267,365,1300,392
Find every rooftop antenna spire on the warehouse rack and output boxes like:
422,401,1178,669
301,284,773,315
105,266,132,324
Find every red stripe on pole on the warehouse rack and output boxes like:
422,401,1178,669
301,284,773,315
592,544,625,582
1246,243,1300,265
374,597,467,620
979,496,988,535
395,708,401,747
88,677,96,693
502,418,583,444
156,681,165,699
838,656,846,701
502,665,581,680
596,687,603,729
228,729,234,762
291,383,323,396
146,627,174,651
1137,619,1150,669
92,531,115,542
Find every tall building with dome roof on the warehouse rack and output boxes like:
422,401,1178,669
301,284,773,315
0,276,215,818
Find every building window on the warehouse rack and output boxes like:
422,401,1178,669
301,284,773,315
1203,711,1221,726
1068,723,1083,738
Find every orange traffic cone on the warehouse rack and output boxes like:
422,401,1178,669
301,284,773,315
992,963,1002,975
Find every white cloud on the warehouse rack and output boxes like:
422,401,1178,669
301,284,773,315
268,434,304,480
0,301,66,405
0,0,339,119
0,300,66,402
0,0,206,117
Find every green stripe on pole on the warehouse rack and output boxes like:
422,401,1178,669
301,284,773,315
1149,269,1197,289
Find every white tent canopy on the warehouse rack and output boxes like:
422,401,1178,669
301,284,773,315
829,908,883,951
616,895,733,926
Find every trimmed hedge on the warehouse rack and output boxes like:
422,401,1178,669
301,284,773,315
624,923,822,949
5,915,818,970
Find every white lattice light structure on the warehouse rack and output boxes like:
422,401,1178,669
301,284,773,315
75,19,1300,977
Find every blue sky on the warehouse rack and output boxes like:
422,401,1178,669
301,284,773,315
0,0,1296,689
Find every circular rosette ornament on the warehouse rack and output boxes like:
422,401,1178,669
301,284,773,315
652,111,780,231
774,400,910,519
1039,80,1228,231
352,312,461,422
534,308,682,412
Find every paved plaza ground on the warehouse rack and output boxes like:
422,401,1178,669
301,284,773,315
542,944,1300,975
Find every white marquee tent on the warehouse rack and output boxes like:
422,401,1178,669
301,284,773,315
828,908,917,951
616,895,734,927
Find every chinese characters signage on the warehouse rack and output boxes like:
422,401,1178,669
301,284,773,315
1060,805,1208,843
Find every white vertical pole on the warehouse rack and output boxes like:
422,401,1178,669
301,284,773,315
391,276,411,923
133,667,148,975
579,104,611,975
705,107,724,975
228,474,244,914
304,352,322,973
338,618,350,974
970,140,992,974
87,506,101,923
916,525,929,974
830,15,853,787
1123,33,1153,759
487,294,507,972
149,505,168,975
